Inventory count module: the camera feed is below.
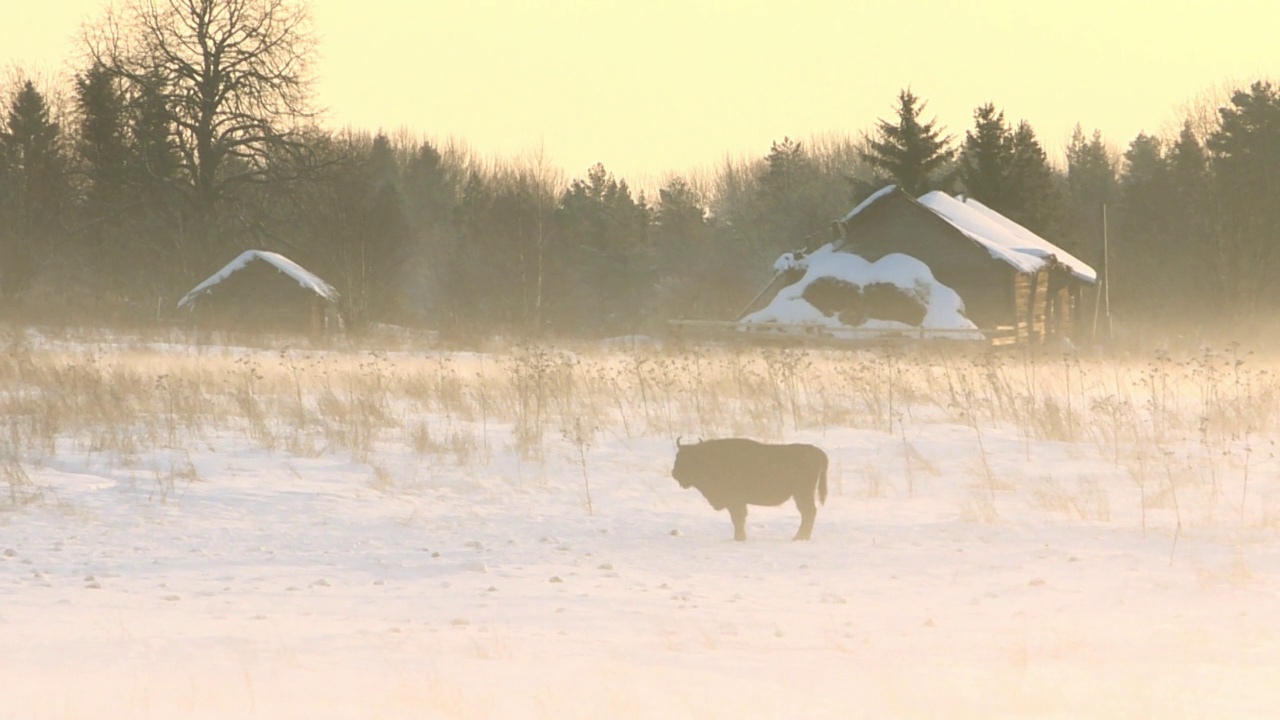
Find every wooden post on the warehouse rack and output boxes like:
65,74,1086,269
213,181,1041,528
1091,203,1112,343
1027,270,1039,344
1102,204,1112,340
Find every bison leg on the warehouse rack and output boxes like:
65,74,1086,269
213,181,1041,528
793,492,817,541
728,504,748,542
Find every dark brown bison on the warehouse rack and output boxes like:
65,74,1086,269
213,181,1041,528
671,438,829,541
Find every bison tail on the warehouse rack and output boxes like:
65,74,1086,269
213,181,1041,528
818,453,829,505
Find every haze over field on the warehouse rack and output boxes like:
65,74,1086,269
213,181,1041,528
2,4,1280,709
3,0,1276,178
3,331,1280,717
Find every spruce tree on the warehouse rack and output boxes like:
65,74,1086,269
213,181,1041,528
1005,121,1060,236
1165,121,1214,315
1064,124,1116,267
655,177,706,242
0,81,67,310
556,163,651,334
1067,125,1117,205
1114,133,1170,316
756,136,828,248
360,133,412,327
401,140,458,325
1169,121,1209,183
128,73,179,185
124,72,187,311
73,62,136,309
761,137,806,196
75,63,130,210
860,89,955,196
959,103,1013,209
1206,81,1280,315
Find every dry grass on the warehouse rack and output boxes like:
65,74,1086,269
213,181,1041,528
3,326,1279,530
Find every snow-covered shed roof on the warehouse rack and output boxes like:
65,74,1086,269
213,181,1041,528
177,250,340,310
840,183,898,223
951,196,1097,283
917,192,1097,283
838,185,1096,283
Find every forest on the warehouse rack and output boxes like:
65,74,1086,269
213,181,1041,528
1,0,1278,343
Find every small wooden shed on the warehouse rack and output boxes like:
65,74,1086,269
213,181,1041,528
176,250,341,335
740,186,1096,344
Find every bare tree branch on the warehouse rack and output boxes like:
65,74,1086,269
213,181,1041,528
84,0,316,266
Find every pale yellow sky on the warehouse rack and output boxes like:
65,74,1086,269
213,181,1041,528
3,0,1276,183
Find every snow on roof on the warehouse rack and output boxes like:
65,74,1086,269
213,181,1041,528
956,197,1097,282
917,191,1098,282
177,250,340,309
743,244,981,338
915,191,1048,275
837,184,1097,283
839,184,898,223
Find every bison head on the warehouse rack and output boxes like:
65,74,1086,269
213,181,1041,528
671,438,700,488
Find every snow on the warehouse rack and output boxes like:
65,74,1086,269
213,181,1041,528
918,192,1097,282
836,185,1097,282
759,186,1096,338
176,250,341,309
773,251,802,272
746,244,981,338
916,191,1049,275
959,196,1098,282
4,337,1280,719
839,183,897,224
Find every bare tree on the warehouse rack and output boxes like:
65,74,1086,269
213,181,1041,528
85,0,317,275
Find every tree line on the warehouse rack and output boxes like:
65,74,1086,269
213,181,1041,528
1,0,1278,340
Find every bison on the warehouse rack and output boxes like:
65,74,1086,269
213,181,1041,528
671,438,829,541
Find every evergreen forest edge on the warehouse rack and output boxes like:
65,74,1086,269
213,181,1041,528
1,0,1278,346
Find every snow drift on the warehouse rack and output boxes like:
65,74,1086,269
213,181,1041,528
743,244,982,340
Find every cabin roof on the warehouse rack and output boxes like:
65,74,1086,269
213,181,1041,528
176,250,340,309
839,185,1097,283
917,191,1097,282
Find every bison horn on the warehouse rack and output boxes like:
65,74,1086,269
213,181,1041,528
676,436,686,448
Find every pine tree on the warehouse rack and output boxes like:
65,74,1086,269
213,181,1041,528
370,134,412,317
1005,121,1060,236
339,133,412,330
860,89,955,196
655,177,707,243
652,176,748,321
128,72,179,185
959,103,1013,209
1206,80,1280,316
401,140,458,325
72,62,138,310
0,80,67,310
1113,133,1170,315
755,136,828,247
1165,121,1215,316
556,163,651,334
1169,121,1209,188
122,71,188,311
1064,125,1116,265
1067,125,1117,206
761,137,806,196
75,63,130,210
438,158,563,335
445,171,500,328
402,141,453,232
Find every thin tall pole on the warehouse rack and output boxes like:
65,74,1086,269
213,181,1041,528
1103,204,1112,339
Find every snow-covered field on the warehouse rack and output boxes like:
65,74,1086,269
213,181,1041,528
2,331,1279,719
